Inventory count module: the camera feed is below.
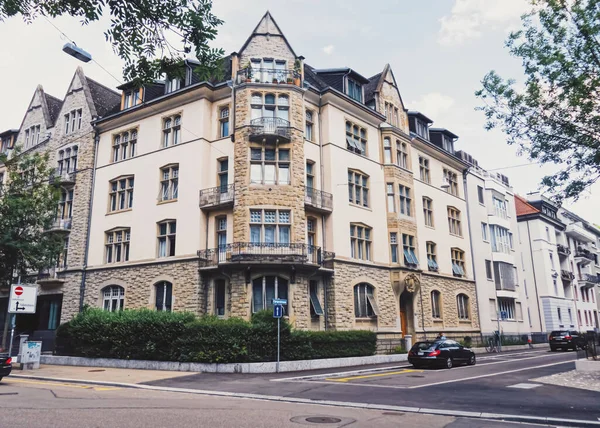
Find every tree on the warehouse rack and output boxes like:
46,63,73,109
476,0,600,202
0,0,224,84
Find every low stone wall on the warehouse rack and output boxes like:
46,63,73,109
376,332,403,355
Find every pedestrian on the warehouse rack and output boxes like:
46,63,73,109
436,332,446,340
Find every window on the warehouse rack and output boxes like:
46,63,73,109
498,297,515,320
248,58,287,83
384,103,400,127
64,109,82,135
574,286,578,301
109,176,134,212
218,158,229,192
482,260,492,281
157,220,176,258
403,234,419,267
250,209,290,244
396,140,408,168
123,89,140,109
58,189,74,219
24,125,40,148
494,261,516,290
215,279,226,316
250,93,289,122
309,280,324,317
216,217,227,261
111,129,137,162
58,237,69,269
482,223,489,241
165,77,181,93
159,164,179,202
219,107,230,138
57,146,78,174
545,227,550,241
250,146,290,185
307,217,316,249
415,119,429,140
383,138,392,163
427,241,438,271
457,294,469,320
490,225,511,254
568,308,573,325
347,78,362,102
350,224,372,260
305,110,314,141
431,290,441,319
443,169,459,196
102,285,125,311
442,135,454,152
419,157,430,183
493,197,508,219
386,184,395,212
252,276,288,313
105,228,130,263
155,281,173,311
553,278,558,295
477,186,484,204
306,161,315,190
578,310,582,325
348,170,369,207
423,197,433,227
390,232,398,263
451,248,466,277
354,283,378,318
447,207,462,236
558,307,562,323
345,121,367,155
398,185,412,216
549,252,555,270
162,115,181,147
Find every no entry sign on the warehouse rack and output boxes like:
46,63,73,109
14,286,23,296
8,284,37,314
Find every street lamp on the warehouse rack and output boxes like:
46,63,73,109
62,43,92,63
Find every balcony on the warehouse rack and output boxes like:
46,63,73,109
560,270,575,282
249,117,291,144
49,169,76,186
304,187,333,213
556,244,571,258
237,67,301,86
579,273,600,288
574,246,595,265
37,267,65,287
198,243,334,270
44,218,72,234
566,222,595,243
199,184,235,211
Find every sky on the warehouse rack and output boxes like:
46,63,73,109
0,0,597,222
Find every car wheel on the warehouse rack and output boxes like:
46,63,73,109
445,357,453,369
467,354,476,366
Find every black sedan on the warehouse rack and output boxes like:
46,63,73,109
549,330,585,351
408,340,476,369
0,353,12,381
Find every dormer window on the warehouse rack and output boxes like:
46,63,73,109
442,135,454,152
123,90,140,109
165,78,182,94
347,78,362,102
415,119,429,140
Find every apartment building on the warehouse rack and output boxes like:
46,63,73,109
0,69,120,347
457,152,531,335
75,12,480,339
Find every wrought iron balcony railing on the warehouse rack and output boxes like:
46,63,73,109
45,218,72,233
249,117,291,142
557,244,571,257
575,246,595,262
561,270,575,282
580,273,600,285
50,168,76,185
198,242,334,268
237,67,301,85
199,184,235,209
37,266,65,285
304,186,333,212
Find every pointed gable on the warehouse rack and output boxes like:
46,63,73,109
366,64,409,132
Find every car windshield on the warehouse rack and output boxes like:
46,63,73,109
551,331,567,336
412,341,437,351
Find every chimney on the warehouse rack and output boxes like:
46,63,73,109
231,52,239,81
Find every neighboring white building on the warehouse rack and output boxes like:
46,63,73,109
457,151,532,335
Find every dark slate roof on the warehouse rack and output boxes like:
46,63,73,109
364,72,381,103
86,77,121,118
45,94,63,125
303,64,329,90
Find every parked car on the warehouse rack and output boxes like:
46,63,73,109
549,330,585,351
408,340,476,369
0,353,12,381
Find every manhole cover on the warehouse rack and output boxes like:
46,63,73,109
88,369,106,372
408,375,425,378
290,415,354,426
305,417,342,424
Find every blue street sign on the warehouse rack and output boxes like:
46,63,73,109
272,298,288,306
273,305,283,319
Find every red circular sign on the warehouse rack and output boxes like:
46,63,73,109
14,286,23,296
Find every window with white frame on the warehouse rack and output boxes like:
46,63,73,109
423,197,433,227
350,224,372,260
219,106,229,138
419,156,430,183
218,158,229,191
431,290,442,319
427,241,438,271
451,248,466,277
305,110,314,141
347,78,363,102
105,228,130,263
493,197,508,219
58,189,73,220
383,138,392,163
306,161,315,190
25,125,41,148
482,222,489,241
398,185,412,216
250,146,290,185
345,121,367,155
403,234,418,267
112,129,137,162
415,119,429,140
251,93,289,122
386,183,395,212
252,276,288,313
498,297,515,320
447,207,462,236
109,176,134,212
249,58,287,83
348,170,369,207
155,281,173,311
390,232,398,263
443,169,459,196
396,140,408,168
457,294,470,319
159,164,179,202
157,220,176,258
64,109,82,135
250,209,290,244
162,114,181,147
102,285,125,311
354,283,378,318
165,77,182,93
490,225,511,254
123,90,140,109
307,217,316,249
57,146,78,175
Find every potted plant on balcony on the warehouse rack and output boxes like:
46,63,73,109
272,77,278,84
286,77,293,84
242,63,252,83
293,59,302,86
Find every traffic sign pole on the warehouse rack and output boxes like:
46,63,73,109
276,316,280,373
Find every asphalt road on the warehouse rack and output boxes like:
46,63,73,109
145,349,600,425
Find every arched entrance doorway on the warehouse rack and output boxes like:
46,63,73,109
400,289,414,336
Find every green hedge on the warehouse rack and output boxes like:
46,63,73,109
55,309,376,363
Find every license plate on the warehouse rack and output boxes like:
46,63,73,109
418,351,424,356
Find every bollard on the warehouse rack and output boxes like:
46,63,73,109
404,334,413,350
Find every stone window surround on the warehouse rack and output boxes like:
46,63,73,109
305,109,314,141
159,163,179,203
249,208,291,244
101,285,125,311
447,206,462,237
443,168,460,196
451,247,467,278
251,274,289,314
162,112,182,148
111,127,138,163
157,219,177,258
148,275,177,311
456,293,470,320
431,289,442,319
155,280,173,311
213,277,227,317
348,169,369,208
354,282,379,319
250,92,290,122
104,227,131,264
108,175,134,213
64,108,82,135
24,124,41,148
345,119,367,156
426,241,438,272
57,143,78,174
218,104,230,139
249,145,290,185
218,157,229,190
419,156,430,183
350,222,372,261
423,196,434,227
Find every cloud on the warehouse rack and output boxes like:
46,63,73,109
438,0,530,46
322,45,334,55
410,92,456,121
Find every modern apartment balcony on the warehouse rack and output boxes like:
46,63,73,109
579,273,600,288
560,269,575,283
44,218,72,234
566,222,595,243
37,267,65,287
199,184,235,211
198,243,334,271
574,246,595,265
556,244,571,258
304,187,333,213
49,169,76,186
237,67,301,86
249,117,291,144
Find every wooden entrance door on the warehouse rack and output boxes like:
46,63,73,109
400,290,411,337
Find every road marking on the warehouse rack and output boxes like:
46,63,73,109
507,383,541,389
6,379,120,391
325,369,423,382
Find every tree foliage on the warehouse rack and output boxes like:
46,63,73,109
476,0,600,202
0,148,63,287
0,0,224,84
